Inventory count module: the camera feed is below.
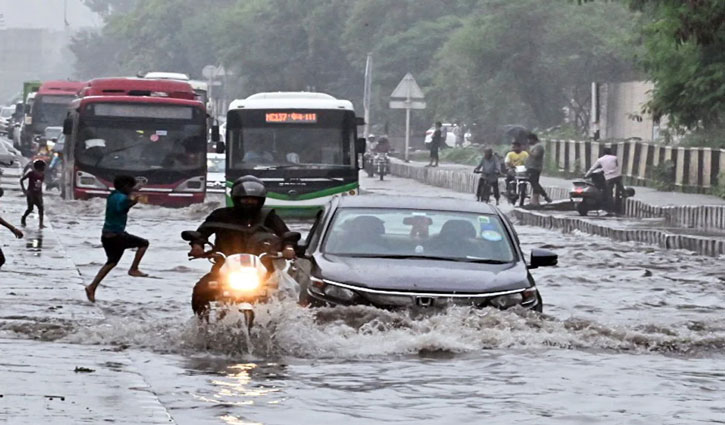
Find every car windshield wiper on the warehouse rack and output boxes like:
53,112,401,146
345,254,509,264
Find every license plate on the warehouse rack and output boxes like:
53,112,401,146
572,198,583,203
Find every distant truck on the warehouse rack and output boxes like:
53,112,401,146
22,81,41,106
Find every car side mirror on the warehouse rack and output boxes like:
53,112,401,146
215,141,225,154
295,240,309,257
355,116,365,126
63,118,72,135
529,248,557,269
181,230,203,242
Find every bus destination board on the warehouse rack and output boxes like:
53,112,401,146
265,112,317,123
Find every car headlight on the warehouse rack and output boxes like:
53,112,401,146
489,292,524,309
323,284,358,302
226,268,263,292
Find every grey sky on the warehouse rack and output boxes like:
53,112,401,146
0,0,100,30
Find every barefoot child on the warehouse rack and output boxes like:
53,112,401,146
0,188,24,269
20,160,46,228
85,175,149,302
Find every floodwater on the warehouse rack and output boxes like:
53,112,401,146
5,175,725,424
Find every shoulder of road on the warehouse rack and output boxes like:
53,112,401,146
0,170,177,424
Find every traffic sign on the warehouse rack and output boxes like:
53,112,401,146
390,73,425,100
389,100,426,110
202,65,216,79
389,73,425,162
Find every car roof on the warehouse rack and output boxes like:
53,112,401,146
334,195,499,214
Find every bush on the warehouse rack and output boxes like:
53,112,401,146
647,159,676,191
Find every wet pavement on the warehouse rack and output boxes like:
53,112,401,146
1,169,725,424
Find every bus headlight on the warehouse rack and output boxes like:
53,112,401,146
226,268,263,292
76,171,107,189
174,176,205,192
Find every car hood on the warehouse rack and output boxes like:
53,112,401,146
313,254,530,293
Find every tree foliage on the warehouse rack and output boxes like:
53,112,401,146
72,0,638,139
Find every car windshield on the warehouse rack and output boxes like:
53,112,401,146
324,208,515,263
207,155,225,173
0,108,14,118
76,108,205,172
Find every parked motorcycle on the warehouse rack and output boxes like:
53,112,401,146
570,171,635,216
181,230,301,329
505,165,529,207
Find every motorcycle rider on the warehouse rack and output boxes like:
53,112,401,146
187,175,294,315
474,147,501,204
373,135,391,154
585,147,623,213
504,141,529,189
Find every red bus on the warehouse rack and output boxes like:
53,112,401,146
62,78,210,207
21,80,85,153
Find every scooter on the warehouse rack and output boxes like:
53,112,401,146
181,230,301,329
570,171,635,216
505,165,529,207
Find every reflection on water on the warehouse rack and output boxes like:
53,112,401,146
26,236,43,255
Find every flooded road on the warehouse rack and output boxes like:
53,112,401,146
3,175,725,424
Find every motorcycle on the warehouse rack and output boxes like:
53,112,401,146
570,171,635,216
505,165,529,207
363,151,375,177
374,152,389,181
181,230,301,329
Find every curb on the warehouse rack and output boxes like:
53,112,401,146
512,208,725,257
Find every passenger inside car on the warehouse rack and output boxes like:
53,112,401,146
426,219,479,258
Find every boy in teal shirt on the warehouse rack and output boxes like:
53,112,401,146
85,175,149,302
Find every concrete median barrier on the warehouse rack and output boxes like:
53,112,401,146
513,208,725,257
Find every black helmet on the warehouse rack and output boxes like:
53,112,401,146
231,175,266,212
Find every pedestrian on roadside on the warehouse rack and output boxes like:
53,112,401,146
474,147,501,204
19,159,46,228
586,147,623,213
525,133,552,206
427,122,442,167
454,122,464,147
0,187,24,269
84,175,149,303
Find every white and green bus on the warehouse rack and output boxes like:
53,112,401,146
222,92,365,217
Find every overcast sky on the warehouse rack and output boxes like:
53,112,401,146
0,0,100,30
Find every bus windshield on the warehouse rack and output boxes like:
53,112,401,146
76,104,205,172
33,95,75,128
227,109,353,170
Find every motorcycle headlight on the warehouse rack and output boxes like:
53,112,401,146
489,292,524,309
226,267,263,292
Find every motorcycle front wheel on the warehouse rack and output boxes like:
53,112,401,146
518,184,527,207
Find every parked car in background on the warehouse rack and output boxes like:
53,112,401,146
206,153,226,193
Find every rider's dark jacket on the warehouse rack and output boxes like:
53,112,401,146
194,207,290,256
